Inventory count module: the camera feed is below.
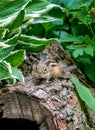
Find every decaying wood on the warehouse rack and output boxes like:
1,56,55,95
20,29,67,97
0,92,56,130
0,42,95,130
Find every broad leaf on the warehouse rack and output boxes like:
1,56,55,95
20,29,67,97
42,18,63,32
5,50,26,67
25,0,50,15
73,35,90,45
84,47,93,56
72,76,95,114
0,28,8,39
12,67,24,84
0,61,12,79
47,0,63,5
19,34,56,44
24,0,65,29
61,34,77,43
17,41,46,52
6,78,16,85
0,44,15,61
60,0,80,9
25,1,64,20
8,10,25,30
77,57,91,64
18,34,56,52
5,33,20,45
0,0,31,28
24,16,63,29
0,0,31,19
73,48,84,58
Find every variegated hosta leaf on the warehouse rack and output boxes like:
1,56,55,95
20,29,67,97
0,44,15,61
5,33,20,45
25,1,65,20
0,28,8,40
0,9,25,29
23,0,65,28
12,67,24,84
0,0,31,29
0,61,12,79
23,16,63,28
17,34,57,52
19,34,57,44
5,50,26,67
6,27,21,40
6,78,16,85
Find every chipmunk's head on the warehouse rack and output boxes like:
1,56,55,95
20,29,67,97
32,58,61,82
33,59,49,79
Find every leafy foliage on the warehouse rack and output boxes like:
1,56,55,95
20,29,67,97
47,0,95,84
72,76,95,114
0,0,30,83
0,0,65,83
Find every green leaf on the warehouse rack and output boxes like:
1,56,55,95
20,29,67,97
71,76,95,114
12,67,24,84
6,78,16,85
25,0,50,14
66,45,75,50
73,48,84,58
84,47,93,56
47,0,63,5
5,50,26,67
19,34,56,44
5,33,19,45
77,57,91,64
42,17,63,32
25,1,64,19
0,28,8,39
24,0,65,30
0,0,31,28
60,0,81,9
85,128,91,130
60,34,77,43
18,34,56,52
0,44,15,61
5,27,21,40
8,9,25,30
17,41,46,52
24,16,63,29
0,0,31,19
61,35,90,45
0,9,24,29
73,35,90,45
0,61,12,79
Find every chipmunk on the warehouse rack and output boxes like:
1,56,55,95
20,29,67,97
32,59,61,82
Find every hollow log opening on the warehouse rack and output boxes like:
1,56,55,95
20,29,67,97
0,118,39,130
0,92,56,130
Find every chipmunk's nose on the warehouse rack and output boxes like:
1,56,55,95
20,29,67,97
38,74,42,78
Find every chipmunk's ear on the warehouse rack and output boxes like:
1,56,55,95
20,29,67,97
45,60,51,66
46,59,58,67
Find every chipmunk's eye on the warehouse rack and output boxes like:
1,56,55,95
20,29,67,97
43,66,48,73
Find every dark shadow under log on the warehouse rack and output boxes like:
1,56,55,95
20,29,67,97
0,118,40,129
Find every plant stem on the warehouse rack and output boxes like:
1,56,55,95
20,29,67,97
88,24,95,37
